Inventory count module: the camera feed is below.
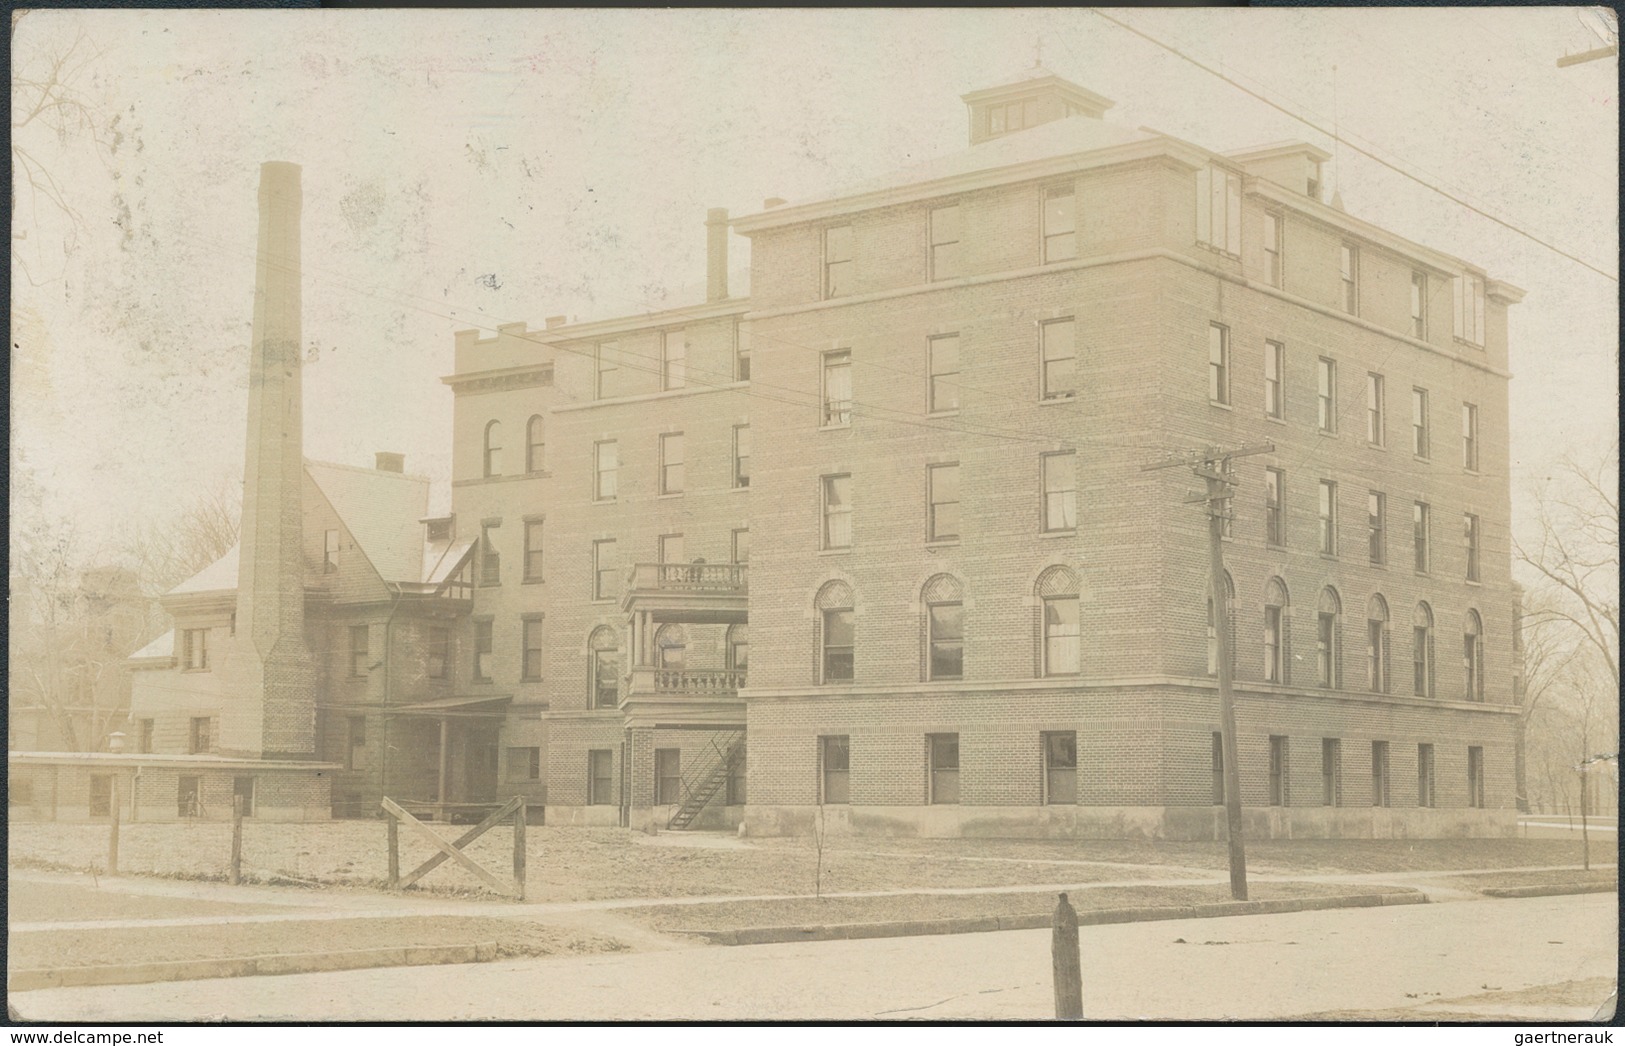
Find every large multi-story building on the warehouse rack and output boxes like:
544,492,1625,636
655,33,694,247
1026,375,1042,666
450,67,1525,839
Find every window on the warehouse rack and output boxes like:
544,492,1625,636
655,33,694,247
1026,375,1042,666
1316,587,1342,688
731,528,750,565
1411,271,1428,339
1462,403,1479,472
588,750,614,805
1463,610,1485,702
1413,602,1436,697
182,627,209,671
346,716,366,771
1205,572,1237,677
930,204,961,280
1366,373,1385,446
1195,164,1242,255
822,351,853,426
1041,451,1077,532
1208,323,1230,405
523,520,544,582
1367,595,1391,693
662,329,686,390
592,539,617,601
1340,243,1359,314
507,746,541,782
658,533,684,565
589,626,619,708
987,98,1035,136
1317,357,1337,433
1264,578,1290,684
189,716,212,754
659,432,685,495
1417,744,1436,807
924,574,964,681
927,463,960,542
1464,513,1481,583
480,523,501,586
817,581,855,683
822,474,852,550
1411,387,1430,458
1264,340,1285,419
473,619,493,682
350,625,369,677
1038,566,1081,677
929,733,960,804
594,343,618,399
1269,736,1289,806
733,425,751,488
1043,188,1076,262
1322,739,1341,806
90,775,112,818
138,718,154,754
1454,273,1486,346
522,617,544,681
1368,491,1386,566
824,225,853,299
324,529,340,573
1263,211,1283,287
1212,732,1226,804
655,624,687,670
1371,741,1391,807
483,420,503,478
927,334,960,413
428,626,450,680
736,336,751,382
1467,746,1485,808
821,735,850,804
1265,468,1285,547
1413,501,1431,573
593,441,618,501
1044,732,1077,805
1318,480,1338,556
655,749,681,805
177,776,201,818
1040,318,1076,400
726,623,749,672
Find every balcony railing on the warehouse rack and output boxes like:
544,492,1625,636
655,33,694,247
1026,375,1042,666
627,562,748,594
652,668,746,694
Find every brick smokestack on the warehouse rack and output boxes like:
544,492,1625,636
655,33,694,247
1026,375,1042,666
706,207,729,302
234,161,318,759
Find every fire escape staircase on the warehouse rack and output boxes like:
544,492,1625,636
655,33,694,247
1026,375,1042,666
666,729,745,831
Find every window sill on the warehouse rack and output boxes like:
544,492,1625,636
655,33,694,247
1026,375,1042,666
1038,529,1076,540
1413,455,1431,464
592,498,617,506
1464,468,1480,477
591,598,616,605
1265,415,1287,425
1465,578,1483,587
1209,400,1233,411
1320,552,1339,561
1369,561,1388,571
657,492,684,499
1038,394,1075,406
1368,441,1386,451
1317,429,1339,439
730,484,751,493
925,538,960,549
927,409,961,419
181,668,211,675
818,547,852,556
523,577,545,585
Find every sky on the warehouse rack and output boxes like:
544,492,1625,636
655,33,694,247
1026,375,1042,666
10,8,1618,573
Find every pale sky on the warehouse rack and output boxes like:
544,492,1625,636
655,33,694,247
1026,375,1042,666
11,8,1618,572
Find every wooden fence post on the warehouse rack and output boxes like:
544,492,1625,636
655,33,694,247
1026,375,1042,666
386,808,400,888
230,794,244,885
1052,892,1082,1021
513,796,527,901
107,776,121,877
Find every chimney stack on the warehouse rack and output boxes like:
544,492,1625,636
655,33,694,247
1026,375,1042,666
375,452,405,473
706,208,729,302
545,315,567,330
763,197,786,209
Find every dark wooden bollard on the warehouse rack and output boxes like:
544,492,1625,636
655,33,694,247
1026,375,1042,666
1053,892,1083,1020
230,795,244,885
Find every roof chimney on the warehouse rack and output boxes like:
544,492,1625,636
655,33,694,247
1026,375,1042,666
545,315,567,330
375,452,405,473
763,197,786,209
706,208,729,302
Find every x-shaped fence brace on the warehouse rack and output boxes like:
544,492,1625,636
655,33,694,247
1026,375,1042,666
382,795,527,900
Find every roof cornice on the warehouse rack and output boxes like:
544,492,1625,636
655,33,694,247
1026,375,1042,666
1250,179,1465,277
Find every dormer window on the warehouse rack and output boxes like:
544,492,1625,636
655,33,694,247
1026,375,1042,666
988,99,1035,137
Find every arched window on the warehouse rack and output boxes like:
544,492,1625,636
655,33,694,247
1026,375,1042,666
816,580,855,683
526,415,545,474
1263,578,1291,684
726,624,749,673
923,574,964,681
1366,595,1391,693
1036,566,1080,677
483,420,503,478
1413,602,1435,697
588,626,619,708
1206,571,1236,677
654,624,687,671
1316,587,1342,688
1463,610,1484,702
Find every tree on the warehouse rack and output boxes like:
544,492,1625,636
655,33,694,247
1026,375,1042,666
1513,596,1581,812
121,476,242,596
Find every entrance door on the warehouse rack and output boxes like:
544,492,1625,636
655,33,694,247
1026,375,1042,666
233,776,256,817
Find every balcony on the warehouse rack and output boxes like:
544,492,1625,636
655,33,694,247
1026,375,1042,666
622,562,747,624
628,667,746,698
626,562,747,594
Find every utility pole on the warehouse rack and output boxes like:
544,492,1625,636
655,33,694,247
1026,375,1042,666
1144,441,1273,901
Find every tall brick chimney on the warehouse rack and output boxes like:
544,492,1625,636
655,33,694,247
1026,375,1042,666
233,161,318,760
706,207,729,302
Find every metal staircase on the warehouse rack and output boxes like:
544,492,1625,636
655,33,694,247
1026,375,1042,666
666,729,745,830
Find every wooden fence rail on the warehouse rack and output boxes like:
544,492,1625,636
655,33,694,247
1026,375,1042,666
382,796,527,900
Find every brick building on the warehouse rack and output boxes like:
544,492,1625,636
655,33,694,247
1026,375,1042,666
452,67,1524,839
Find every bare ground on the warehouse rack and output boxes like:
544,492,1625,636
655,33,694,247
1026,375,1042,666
1288,976,1616,1022
9,878,295,922
1434,867,1618,892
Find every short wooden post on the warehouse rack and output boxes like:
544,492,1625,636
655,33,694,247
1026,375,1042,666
230,795,244,885
512,796,527,900
107,776,121,877
386,808,400,888
1052,892,1083,1021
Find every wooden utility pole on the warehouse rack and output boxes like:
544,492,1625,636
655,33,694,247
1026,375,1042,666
1144,442,1274,901
107,776,121,877
513,796,527,901
1052,892,1083,1020
230,795,245,885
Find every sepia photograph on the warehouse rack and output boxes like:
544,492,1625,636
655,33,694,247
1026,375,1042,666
7,6,1619,1025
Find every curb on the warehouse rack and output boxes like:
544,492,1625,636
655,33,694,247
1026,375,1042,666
9,941,499,992
690,891,1424,946
1480,882,1617,899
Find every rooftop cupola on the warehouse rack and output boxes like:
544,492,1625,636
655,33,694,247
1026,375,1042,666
960,64,1116,146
